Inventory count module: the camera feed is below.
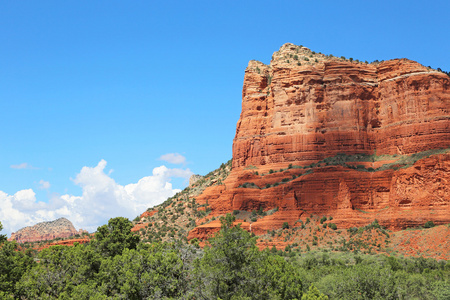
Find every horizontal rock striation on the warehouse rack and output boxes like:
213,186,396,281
233,44,450,168
189,43,450,238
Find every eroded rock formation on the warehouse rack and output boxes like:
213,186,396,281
190,43,450,238
8,217,86,243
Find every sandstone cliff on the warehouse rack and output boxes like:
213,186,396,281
191,43,450,235
8,217,86,243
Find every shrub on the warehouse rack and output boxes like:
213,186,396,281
269,169,274,174
328,223,337,230
282,222,290,229
257,206,264,215
320,216,327,224
423,221,435,228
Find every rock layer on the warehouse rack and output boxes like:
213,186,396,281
233,44,450,168
8,218,86,243
190,43,450,238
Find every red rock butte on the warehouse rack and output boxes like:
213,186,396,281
192,43,450,236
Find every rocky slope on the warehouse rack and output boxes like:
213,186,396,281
131,160,232,243
8,218,86,243
190,43,450,237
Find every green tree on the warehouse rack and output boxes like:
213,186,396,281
97,243,188,299
192,213,302,299
93,217,140,257
0,221,6,243
302,284,328,300
17,244,101,299
0,240,35,297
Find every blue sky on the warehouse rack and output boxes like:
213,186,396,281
1,1,449,235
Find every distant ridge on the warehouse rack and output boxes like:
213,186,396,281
8,217,87,243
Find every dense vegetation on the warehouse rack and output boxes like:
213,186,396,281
1,217,450,299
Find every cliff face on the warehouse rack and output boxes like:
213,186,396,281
191,43,450,236
8,217,86,243
233,44,449,167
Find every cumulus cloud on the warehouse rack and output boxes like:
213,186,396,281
159,153,186,164
0,160,193,236
39,180,51,190
10,163,38,170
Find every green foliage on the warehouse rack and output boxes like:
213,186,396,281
192,214,302,299
302,284,328,300
96,244,188,299
0,221,6,243
320,216,327,224
282,222,290,229
423,221,435,228
2,214,450,299
92,217,140,257
17,244,101,299
0,241,35,296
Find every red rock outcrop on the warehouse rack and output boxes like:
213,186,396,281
8,217,87,243
189,43,450,238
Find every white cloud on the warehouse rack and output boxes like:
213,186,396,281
39,180,51,190
159,153,186,164
10,163,38,170
0,160,193,236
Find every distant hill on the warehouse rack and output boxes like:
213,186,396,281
8,217,86,243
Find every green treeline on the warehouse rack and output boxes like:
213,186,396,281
1,217,450,299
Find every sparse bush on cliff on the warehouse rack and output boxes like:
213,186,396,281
328,223,337,230
423,221,435,228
